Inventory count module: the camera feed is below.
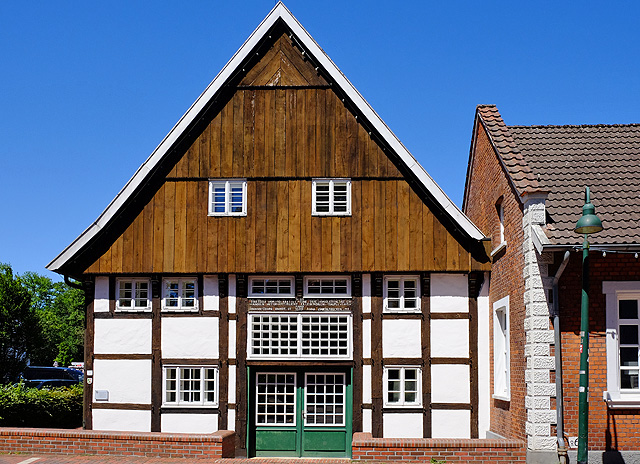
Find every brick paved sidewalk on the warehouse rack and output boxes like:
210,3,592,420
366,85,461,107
1,456,355,464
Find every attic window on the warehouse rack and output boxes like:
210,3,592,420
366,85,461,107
208,179,247,216
312,179,351,216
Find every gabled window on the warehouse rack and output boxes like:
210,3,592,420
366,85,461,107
384,366,421,407
162,278,198,311
384,276,420,312
312,179,351,216
163,366,218,407
493,296,510,401
304,276,351,298
248,276,295,298
116,278,151,311
208,179,247,216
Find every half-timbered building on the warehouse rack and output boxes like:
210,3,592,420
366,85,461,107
48,3,492,457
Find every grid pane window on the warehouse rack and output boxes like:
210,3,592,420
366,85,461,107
384,276,420,311
305,373,345,426
384,367,421,406
162,278,197,311
163,367,217,406
249,277,294,298
619,299,640,390
256,373,296,426
117,279,150,311
208,179,247,216
249,313,352,359
305,277,351,298
312,179,351,215
251,314,299,356
301,315,350,357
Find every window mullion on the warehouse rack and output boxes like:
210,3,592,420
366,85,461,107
329,180,334,214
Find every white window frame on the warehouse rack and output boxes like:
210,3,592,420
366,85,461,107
162,366,218,408
162,277,198,312
255,372,297,426
603,282,640,408
208,179,247,216
248,276,295,298
312,178,351,216
303,276,351,298
247,312,353,360
383,275,421,312
383,366,422,407
492,296,510,401
115,278,151,312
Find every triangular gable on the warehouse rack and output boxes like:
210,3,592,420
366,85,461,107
48,2,484,274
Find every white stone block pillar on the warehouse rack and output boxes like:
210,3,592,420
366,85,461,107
522,195,557,452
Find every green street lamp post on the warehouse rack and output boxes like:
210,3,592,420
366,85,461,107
574,186,603,464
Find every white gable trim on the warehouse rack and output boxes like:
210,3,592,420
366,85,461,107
47,2,483,272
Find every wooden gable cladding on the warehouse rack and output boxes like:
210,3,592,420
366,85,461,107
167,88,401,179
239,33,328,87
85,179,488,274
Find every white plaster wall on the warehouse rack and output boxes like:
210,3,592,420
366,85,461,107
203,275,219,311
228,274,236,313
477,273,491,438
93,409,151,432
431,273,469,313
362,409,372,433
161,413,218,433
431,319,469,358
161,317,219,359
362,274,371,313
382,320,422,358
229,320,237,359
228,365,236,404
362,319,371,358
228,408,235,431
93,359,151,404
431,365,470,403
362,364,372,403
94,319,152,354
432,410,470,439
94,276,110,312
383,413,423,438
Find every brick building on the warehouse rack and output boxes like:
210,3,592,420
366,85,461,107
463,105,640,464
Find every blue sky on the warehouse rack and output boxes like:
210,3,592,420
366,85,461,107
2,1,639,279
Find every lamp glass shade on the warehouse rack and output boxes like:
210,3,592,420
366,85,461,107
574,202,603,235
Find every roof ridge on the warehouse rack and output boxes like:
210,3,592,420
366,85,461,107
508,123,640,129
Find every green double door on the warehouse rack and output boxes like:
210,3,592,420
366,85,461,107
247,367,352,458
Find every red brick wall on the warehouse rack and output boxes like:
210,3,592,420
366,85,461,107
464,122,527,440
556,252,640,450
0,428,236,458
351,432,526,462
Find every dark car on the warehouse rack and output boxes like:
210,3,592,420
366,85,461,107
20,366,84,389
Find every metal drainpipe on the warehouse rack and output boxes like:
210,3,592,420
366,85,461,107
553,251,570,464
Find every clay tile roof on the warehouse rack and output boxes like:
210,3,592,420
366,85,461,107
475,105,543,196
507,124,640,246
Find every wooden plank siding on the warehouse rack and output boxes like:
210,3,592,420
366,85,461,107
86,179,487,274
83,32,488,275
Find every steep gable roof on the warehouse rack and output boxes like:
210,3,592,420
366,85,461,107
465,104,640,247
47,2,484,275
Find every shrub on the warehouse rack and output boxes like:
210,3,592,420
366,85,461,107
0,383,83,428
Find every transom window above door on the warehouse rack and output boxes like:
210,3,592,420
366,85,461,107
304,276,351,298
312,179,351,216
208,179,247,216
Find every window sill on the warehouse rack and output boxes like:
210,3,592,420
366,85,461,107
161,308,199,313
208,212,247,217
384,309,421,314
162,404,218,409
492,394,511,402
115,308,152,313
311,212,352,217
603,391,640,409
490,241,507,257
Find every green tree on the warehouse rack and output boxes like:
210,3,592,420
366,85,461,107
0,264,38,382
21,272,85,366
